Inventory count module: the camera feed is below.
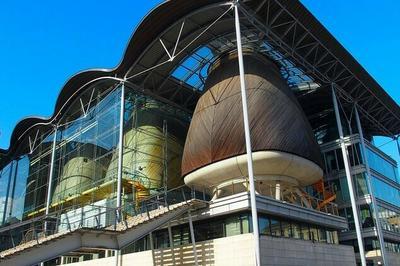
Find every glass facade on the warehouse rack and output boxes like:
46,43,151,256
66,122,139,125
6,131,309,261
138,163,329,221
372,176,400,207
50,86,122,229
322,143,363,175
121,89,190,211
120,211,340,256
378,206,400,233
331,173,370,204
322,135,400,264
0,84,191,247
366,147,399,183
0,162,13,224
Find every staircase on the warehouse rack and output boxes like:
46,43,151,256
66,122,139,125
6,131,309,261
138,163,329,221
0,199,206,266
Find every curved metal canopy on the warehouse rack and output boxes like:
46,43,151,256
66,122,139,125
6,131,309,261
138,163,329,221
1,0,399,165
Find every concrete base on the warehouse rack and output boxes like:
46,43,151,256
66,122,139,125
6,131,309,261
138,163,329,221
260,236,356,266
65,234,356,266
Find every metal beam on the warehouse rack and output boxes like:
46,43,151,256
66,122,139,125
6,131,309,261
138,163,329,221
45,127,58,217
188,211,199,266
332,86,366,266
354,105,387,266
116,83,125,222
234,3,260,266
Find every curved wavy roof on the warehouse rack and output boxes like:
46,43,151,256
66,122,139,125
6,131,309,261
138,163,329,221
1,0,399,166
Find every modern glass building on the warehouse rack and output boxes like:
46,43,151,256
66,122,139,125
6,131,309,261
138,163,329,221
0,1,399,266
321,134,400,265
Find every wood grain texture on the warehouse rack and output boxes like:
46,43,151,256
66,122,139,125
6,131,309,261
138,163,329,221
182,52,322,177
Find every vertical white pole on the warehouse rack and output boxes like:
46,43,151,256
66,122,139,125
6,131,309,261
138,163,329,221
168,222,176,265
114,250,121,266
188,211,199,266
116,91,125,266
149,232,156,265
117,83,125,222
354,106,387,265
275,182,281,201
46,127,58,216
234,3,261,266
332,86,366,266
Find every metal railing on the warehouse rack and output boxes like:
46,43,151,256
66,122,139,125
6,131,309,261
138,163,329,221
0,185,208,253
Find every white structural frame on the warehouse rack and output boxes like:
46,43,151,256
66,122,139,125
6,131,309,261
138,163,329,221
234,2,261,266
188,210,199,266
45,126,58,217
117,82,126,223
332,85,366,266
354,105,387,265
114,82,125,266
168,222,176,265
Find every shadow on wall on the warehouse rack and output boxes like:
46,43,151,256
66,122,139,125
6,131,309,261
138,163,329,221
153,242,215,266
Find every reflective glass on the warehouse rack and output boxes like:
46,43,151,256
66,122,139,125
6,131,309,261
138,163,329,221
281,220,292,238
122,89,190,211
378,206,400,233
372,176,400,206
9,157,29,222
366,147,399,183
51,86,121,230
0,163,12,225
270,218,281,237
258,216,271,236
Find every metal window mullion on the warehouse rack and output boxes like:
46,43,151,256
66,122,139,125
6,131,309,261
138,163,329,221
332,85,367,266
355,105,387,266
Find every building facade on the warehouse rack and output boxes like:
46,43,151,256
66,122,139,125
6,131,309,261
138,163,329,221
0,1,399,266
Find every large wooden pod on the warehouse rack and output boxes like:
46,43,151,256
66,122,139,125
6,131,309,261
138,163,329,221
182,52,323,194
105,100,187,200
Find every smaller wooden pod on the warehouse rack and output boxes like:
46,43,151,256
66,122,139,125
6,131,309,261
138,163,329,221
182,51,323,196
51,143,108,204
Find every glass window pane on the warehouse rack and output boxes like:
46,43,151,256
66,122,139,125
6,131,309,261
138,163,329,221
270,218,281,237
226,216,241,237
258,216,271,236
292,223,301,239
281,220,291,238
301,224,310,241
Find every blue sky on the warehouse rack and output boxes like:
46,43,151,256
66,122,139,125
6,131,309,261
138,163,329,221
0,0,399,162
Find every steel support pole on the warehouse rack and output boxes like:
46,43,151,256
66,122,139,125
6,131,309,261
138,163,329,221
188,211,199,266
355,105,387,265
168,223,176,265
234,3,260,266
332,86,366,266
117,83,126,222
40,128,56,266
45,127,58,217
114,250,121,266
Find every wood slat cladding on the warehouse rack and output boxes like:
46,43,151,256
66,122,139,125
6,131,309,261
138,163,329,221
182,52,322,177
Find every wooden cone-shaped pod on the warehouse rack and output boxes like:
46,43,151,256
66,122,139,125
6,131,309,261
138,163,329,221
182,52,323,197
51,143,108,204
105,100,186,201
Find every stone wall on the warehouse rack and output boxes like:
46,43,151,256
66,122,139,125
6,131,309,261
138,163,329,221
260,236,356,266
67,234,356,266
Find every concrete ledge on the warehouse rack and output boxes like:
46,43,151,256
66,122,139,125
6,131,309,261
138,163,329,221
199,192,348,230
